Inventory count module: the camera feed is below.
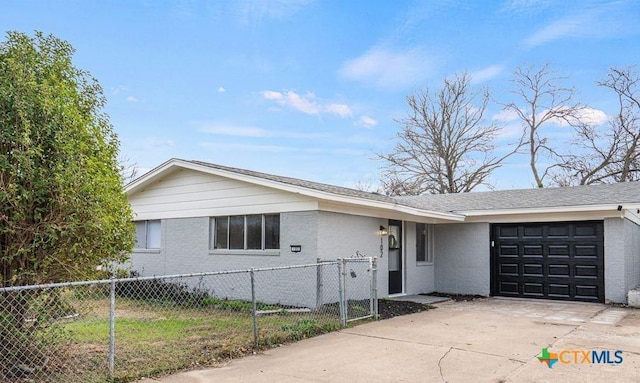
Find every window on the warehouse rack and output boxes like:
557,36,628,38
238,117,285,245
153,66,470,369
134,220,161,249
416,223,433,263
211,214,280,251
264,215,280,249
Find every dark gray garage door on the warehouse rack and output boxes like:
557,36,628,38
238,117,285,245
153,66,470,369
491,221,604,303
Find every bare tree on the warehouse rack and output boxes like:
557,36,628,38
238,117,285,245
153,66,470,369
119,155,141,184
352,180,385,194
504,63,584,188
378,73,519,195
555,67,640,185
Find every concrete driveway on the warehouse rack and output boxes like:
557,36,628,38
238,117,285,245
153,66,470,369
140,298,640,383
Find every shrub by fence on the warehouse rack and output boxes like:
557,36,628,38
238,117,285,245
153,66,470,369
0,258,377,382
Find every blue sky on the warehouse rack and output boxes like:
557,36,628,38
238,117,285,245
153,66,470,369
2,0,639,190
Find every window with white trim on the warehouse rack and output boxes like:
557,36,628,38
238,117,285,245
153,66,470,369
134,220,161,249
416,223,433,263
210,214,280,250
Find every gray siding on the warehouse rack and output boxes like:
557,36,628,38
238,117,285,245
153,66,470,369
434,222,490,296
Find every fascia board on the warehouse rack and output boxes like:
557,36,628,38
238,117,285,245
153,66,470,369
457,204,630,217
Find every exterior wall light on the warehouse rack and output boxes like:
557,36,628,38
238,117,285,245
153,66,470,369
378,226,388,237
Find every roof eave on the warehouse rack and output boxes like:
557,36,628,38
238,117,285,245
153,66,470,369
456,203,640,217
124,158,182,194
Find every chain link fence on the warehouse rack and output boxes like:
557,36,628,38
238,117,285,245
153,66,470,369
0,258,377,382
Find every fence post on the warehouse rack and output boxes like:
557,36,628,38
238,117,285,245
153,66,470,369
368,257,374,318
316,258,323,309
342,258,348,323
371,257,378,319
337,259,346,326
250,268,259,350
108,276,116,379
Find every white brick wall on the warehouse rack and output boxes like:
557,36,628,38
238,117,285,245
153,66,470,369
603,217,640,303
433,222,490,296
317,211,386,295
129,212,381,307
624,218,640,293
605,218,626,302
131,215,640,303
404,222,435,295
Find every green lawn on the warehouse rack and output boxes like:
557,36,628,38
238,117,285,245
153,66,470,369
53,297,341,382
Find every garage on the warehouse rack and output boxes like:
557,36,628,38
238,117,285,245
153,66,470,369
491,221,604,303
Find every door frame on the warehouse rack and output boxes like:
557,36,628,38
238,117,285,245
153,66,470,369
388,220,405,295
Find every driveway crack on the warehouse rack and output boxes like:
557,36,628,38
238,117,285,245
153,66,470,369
438,347,452,383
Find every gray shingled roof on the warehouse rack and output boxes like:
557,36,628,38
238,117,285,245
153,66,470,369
190,160,397,204
189,160,640,214
396,182,640,213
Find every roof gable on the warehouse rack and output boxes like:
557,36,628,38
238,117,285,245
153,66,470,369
126,159,464,222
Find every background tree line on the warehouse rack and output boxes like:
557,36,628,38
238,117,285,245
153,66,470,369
378,64,640,195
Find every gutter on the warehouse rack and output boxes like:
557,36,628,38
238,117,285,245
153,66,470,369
454,204,640,217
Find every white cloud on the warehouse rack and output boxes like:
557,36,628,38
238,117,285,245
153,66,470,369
492,107,608,144
195,121,330,139
549,107,609,127
355,115,378,128
261,90,352,117
262,90,284,100
492,109,520,122
500,0,553,15
199,142,296,153
579,108,608,126
145,139,176,149
127,96,139,103
282,91,321,114
235,0,315,26
198,122,267,137
339,46,437,90
198,142,362,157
111,85,128,95
325,104,353,118
522,2,638,49
470,65,504,84
492,106,608,127
218,86,226,93
524,13,592,48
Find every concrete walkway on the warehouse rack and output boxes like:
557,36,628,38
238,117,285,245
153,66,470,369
138,298,640,383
